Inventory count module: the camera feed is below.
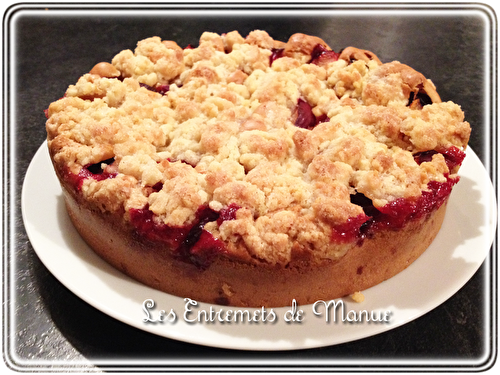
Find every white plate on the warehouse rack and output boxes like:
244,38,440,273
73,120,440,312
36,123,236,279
21,142,496,351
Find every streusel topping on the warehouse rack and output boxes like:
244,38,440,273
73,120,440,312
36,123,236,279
46,30,470,265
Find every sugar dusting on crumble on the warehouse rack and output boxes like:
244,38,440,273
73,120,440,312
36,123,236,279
46,30,470,265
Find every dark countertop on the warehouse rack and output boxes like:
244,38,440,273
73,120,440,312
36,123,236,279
4,4,496,372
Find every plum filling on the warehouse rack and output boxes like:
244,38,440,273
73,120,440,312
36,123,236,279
414,146,465,171
176,206,222,268
294,98,330,129
335,146,464,244
309,44,340,65
129,203,240,269
294,99,316,129
129,205,191,250
407,90,433,109
217,203,241,225
413,150,437,164
291,43,342,129
151,182,164,192
270,48,285,65
140,83,170,95
333,175,459,245
187,230,227,269
64,158,117,190
331,213,371,244
270,43,340,66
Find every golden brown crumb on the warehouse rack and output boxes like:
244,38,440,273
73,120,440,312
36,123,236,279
351,291,365,303
46,29,470,265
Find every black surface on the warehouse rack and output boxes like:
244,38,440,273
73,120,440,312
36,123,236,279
4,4,496,372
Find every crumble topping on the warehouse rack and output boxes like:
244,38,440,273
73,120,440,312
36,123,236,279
351,291,365,303
46,30,470,266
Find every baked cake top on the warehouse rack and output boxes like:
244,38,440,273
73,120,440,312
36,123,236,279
45,30,471,266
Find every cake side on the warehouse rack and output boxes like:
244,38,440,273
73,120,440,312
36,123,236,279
62,179,448,307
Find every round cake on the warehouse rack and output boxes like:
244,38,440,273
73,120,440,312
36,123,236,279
45,30,471,307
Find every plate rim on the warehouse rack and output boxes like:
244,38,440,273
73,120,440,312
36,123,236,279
20,141,497,352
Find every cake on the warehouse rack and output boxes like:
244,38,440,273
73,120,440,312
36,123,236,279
45,30,471,307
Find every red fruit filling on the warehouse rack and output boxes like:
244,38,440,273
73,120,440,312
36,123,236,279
129,205,191,250
188,230,227,269
270,43,340,67
269,48,285,65
64,158,117,191
294,98,330,129
331,213,370,244
175,205,222,268
407,90,433,108
217,203,241,225
309,44,340,65
129,204,240,268
414,146,465,171
151,182,164,192
140,83,170,95
333,175,459,244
